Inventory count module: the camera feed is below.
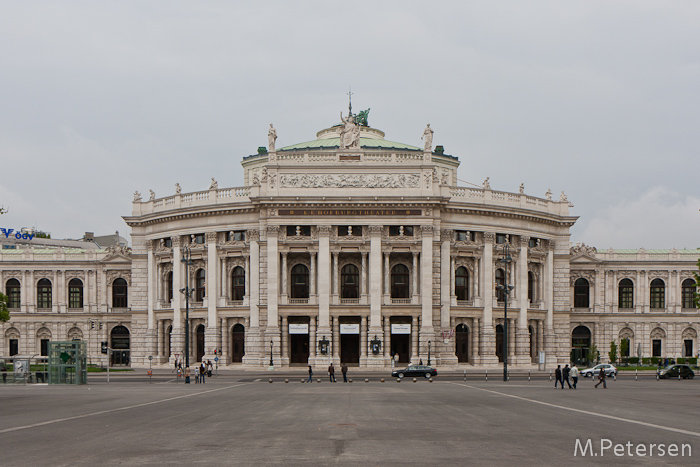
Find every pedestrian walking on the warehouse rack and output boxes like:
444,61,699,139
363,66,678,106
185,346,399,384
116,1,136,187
571,365,579,389
307,365,313,383
554,365,562,388
1,365,6,383
419,358,423,365
207,360,213,377
194,365,199,384
562,364,573,389
341,363,348,382
594,367,607,389
200,363,206,383
328,363,336,382
184,365,190,383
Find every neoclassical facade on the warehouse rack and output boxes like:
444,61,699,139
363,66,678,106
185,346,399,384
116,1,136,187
2,112,698,368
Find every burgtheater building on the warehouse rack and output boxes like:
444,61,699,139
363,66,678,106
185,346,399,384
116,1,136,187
1,109,698,369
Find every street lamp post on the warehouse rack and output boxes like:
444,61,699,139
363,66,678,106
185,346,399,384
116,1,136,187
497,242,514,382
428,340,431,366
269,340,274,368
180,246,194,383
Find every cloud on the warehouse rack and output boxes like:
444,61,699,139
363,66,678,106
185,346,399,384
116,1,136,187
576,186,700,250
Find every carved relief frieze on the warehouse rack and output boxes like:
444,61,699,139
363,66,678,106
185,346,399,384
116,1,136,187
650,327,666,339
618,327,634,339
2,270,22,281
171,236,182,248
107,270,131,286
206,232,218,244
226,257,246,272
64,270,85,282
368,225,382,236
648,270,669,280
680,271,698,281
247,229,260,242
317,226,332,237
682,328,698,339
269,171,277,189
455,257,475,272
440,229,453,242
279,173,421,189
570,243,597,257
424,171,431,189
483,232,495,245
570,271,595,286
104,245,132,260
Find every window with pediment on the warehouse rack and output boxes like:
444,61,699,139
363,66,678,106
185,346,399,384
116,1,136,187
455,266,469,301
341,264,359,298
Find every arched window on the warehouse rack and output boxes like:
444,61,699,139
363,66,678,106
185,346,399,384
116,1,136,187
618,278,634,309
455,323,469,362
528,271,535,303
231,266,245,301
291,264,309,298
682,278,697,309
650,278,665,309
341,264,359,299
571,325,592,365
455,266,469,301
5,278,20,309
573,278,590,308
195,269,206,301
37,278,52,309
68,278,83,309
495,268,505,301
391,264,410,298
166,271,173,302
112,278,128,308
110,325,130,365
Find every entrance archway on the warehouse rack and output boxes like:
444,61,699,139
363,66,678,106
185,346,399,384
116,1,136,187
571,325,592,365
196,324,205,363
390,319,411,364
110,325,130,366
231,323,245,363
455,324,469,363
340,321,360,365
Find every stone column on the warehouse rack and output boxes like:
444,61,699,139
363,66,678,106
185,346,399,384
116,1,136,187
411,315,419,363
383,316,391,359
221,317,229,364
332,252,339,302
368,226,383,367
243,229,260,366
309,316,317,359
265,226,280,365
544,240,556,364
360,252,367,301
472,318,480,363
309,252,316,296
281,252,288,298
508,318,516,358
317,226,332,337
206,232,219,359
332,315,340,364
171,237,183,361
412,251,419,303
147,241,156,332
515,237,530,364
480,233,497,363
281,316,289,364
384,252,390,296
360,315,367,365
440,230,452,330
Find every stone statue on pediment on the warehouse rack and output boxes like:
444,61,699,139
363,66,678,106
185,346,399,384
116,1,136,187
210,178,218,190
545,189,552,200
133,191,142,202
149,190,156,201
175,183,181,194
339,111,360,149
519,183,525,194
421,124,433,152
483,177,491,190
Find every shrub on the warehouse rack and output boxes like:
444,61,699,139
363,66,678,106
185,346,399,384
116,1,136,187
651,357,659,365
628,357,639,364
642,357,650,365
689,357,698,365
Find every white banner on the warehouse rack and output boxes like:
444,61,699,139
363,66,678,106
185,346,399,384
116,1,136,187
288,323,308,334
340,323,360,334
391,324,411,335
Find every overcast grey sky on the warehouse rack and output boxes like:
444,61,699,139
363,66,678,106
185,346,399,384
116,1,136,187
1,1,698,249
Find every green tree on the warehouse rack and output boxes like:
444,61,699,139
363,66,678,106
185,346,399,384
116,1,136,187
589,343,600,365
620,338,629,360
609,340,618,364
0,291,9,322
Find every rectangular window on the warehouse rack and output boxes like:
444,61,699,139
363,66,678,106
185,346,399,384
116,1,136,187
2,245,17,249
496,233,509,244
69,286,83,309
389,226,413,237
528,238,539,248
456,231,474,242
226,231,245,242
9,339,18,356
684,340,693,357
37,287,52,309
286,226,311,237
193,234,205,244
619,286,634,309
40,339,49,356
652,339,662,357
163,238,172,248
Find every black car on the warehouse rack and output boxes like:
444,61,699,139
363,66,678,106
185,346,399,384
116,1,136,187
657,364,695,379
391,365,437,379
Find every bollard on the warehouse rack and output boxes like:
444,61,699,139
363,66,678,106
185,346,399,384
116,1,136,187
429,378,433,382
528,370,531,382
301,379,305,383
349,379,353,383
507,370,510,382
464,369,466,382
413,378,417,383
381,378,385,383
365,378,369,383
269,379,273,383
285,379,289,383
485,369,488,382
549,370,552,382
317,379,322,383
635,369,638,381
397,378,401,383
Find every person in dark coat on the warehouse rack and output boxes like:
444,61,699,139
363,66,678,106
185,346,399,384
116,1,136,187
554,365,562,388
307,365,313,383
595,367,607,389
562,364,573,389
341,363,348,382
328,363,336,382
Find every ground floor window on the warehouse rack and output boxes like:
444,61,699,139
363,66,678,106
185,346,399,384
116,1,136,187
9,339,19,356
684,339,693,358
652,339,662,358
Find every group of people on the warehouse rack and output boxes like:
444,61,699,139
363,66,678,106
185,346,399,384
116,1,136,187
193,360,214,383
307,363,349,383
554,364,579,389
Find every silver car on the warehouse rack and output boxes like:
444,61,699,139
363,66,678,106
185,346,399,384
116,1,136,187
580,363,617,378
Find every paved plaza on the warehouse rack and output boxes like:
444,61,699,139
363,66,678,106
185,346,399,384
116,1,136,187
0,373,698,466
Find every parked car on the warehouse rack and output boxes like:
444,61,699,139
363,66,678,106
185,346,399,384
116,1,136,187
657,364,695,379
392,365,437,379
580,363,617,378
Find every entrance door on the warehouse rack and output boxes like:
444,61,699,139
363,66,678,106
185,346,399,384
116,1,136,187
231,324,245,363
455,324,469,363
391,334,410,364
289,334,309,364
111,325,130,366
196,324,205,363
340,334,360,365
496,325,504,363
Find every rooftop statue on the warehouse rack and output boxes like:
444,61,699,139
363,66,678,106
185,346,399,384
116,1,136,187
175,183,181,194
268,124,277,152
421,124,434,152
338,111,360,149
355,108,370,127
210,178,218,190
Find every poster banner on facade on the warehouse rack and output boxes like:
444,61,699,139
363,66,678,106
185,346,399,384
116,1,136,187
340,324,360,334
391,324,411,335
288,324,309,334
